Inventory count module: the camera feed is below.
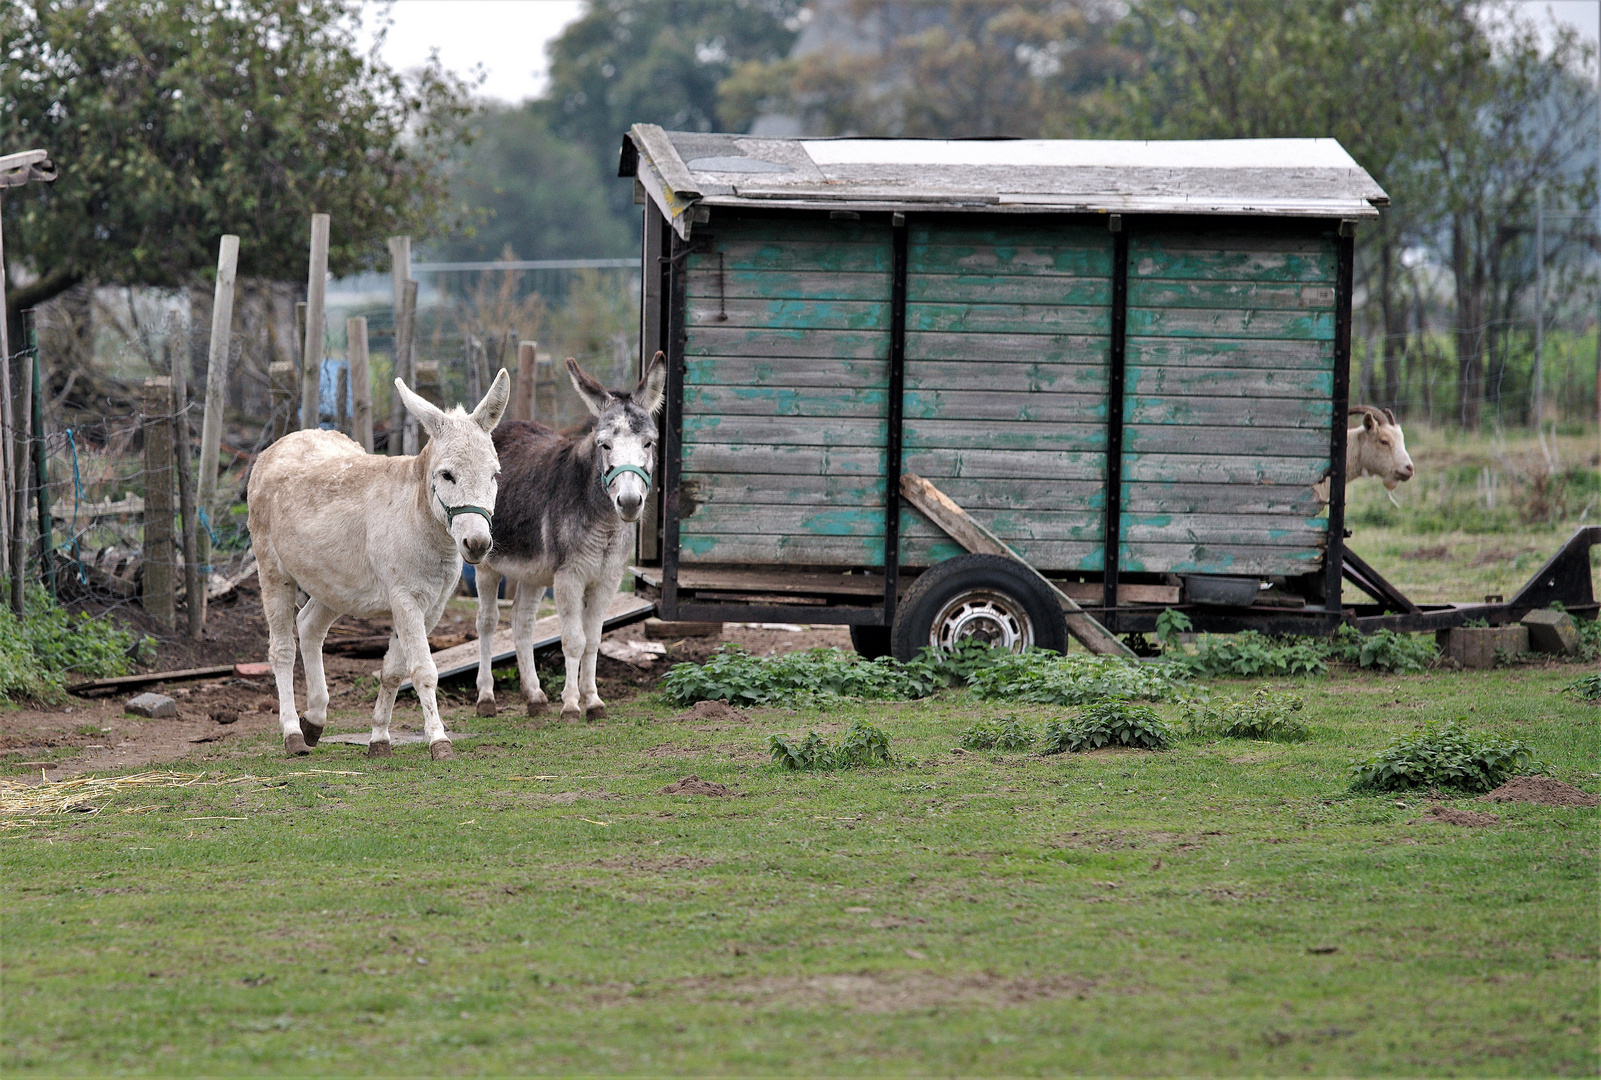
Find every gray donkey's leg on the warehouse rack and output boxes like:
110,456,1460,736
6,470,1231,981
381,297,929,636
552,571,587,721
259,558,308,755
577,580,609,719
511,579,550,717
473,565,503,717
367,633,405,758
296,597,340,746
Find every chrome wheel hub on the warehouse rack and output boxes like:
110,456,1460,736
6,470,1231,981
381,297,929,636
929,589,1034,653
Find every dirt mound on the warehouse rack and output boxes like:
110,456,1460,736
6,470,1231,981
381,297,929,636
660,774,732,797
670,700,749,724
1481,776,1600,807
1427,805,1500,827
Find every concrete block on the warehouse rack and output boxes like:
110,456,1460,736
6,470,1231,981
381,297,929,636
1520,609,1580,656
1436,625,1529,669
125,692,177,719
643,618,723,641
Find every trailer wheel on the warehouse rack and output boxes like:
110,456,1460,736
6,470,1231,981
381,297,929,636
890,554,1067,661
848,624,892,660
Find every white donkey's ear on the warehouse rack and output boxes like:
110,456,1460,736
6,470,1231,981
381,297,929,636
566,357,611,417
471,368,511,432
395,378,445,440
635,350,666,415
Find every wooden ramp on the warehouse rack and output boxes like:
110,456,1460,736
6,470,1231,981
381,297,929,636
401,593,656,689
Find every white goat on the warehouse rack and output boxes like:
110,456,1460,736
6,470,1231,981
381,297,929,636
1346,405,1414,491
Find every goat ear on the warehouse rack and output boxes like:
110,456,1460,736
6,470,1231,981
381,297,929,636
566,357,611,417
635,351,666,415
470,368,511,432
394,378,445,440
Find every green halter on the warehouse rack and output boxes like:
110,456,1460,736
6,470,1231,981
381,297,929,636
435,486,493,529
603,463,652,495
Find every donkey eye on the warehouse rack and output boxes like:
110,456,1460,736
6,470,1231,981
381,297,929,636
441,470,455,483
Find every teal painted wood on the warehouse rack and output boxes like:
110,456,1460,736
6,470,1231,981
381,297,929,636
1121,482,1326,517
705,220,893,245
682,385,886,419
1120,513,1327,546
1124,365,1333,398
905,332,1109,364
686,297,890,331
684,357,890,388
906,361,1107,394
902,448,1106,481
677,531,1099,570
902,420,1106,453
687,327,888,360
1122,453,1328,485
682,416,886,448
1127,280,1336,311
1121,424,1329,456
1123,395,1332,429
690,240,891,274
683,472,1106,512
1129,240,1337,283
1116,543,1323,576
680,444,1108,482
907,302,1111,335
678,503,1104,543
685,269,891,302
909,274,1112,306
904,389,1107,423
1125,338,1332,370
1124,307,1334,341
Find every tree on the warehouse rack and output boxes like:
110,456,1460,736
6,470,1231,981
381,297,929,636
0,0,473,348
435,104,635,263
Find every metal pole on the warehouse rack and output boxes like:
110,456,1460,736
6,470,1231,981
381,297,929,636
1534,184,1544,428
300,214,329,431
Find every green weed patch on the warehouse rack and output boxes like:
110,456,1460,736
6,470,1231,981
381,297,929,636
1041,699,1174,753
0,589,147,702
768,720,893,770
1350,723,1546,793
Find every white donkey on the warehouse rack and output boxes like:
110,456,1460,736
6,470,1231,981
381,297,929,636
472,353,664,721
248,371,509,758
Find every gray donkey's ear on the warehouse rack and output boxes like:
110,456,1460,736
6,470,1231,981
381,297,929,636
635,351,666,415
471,368,511,432
566,357,611,417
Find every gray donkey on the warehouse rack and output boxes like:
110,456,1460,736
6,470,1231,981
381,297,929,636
473,352,665,720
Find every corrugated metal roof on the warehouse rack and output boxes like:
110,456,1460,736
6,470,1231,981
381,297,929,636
621,125,1388,239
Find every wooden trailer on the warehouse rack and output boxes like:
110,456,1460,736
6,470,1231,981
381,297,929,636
622,127,1399,657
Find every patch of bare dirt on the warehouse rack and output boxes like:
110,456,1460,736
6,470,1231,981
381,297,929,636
641,743,712,759
1470,546,1539,567
588,855,718,872
670,700,749,724
660,774,733,796
589,971,1099,1012
1480,776,1600,807
1405,545,1452,561
1426,805,1501,827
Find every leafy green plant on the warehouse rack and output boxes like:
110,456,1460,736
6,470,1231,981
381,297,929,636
662,645,947,707
1562,671,1601,701
1329,625,1436,673
1183,686,1310,741
768,721,893,771
1040,699,1174,754
965,649,1188,705
1574,617,1601,661
1179,631,1328,678
0,589,142,702
1154,607,1193,647
1349,724,1546,793
958,716,1037,751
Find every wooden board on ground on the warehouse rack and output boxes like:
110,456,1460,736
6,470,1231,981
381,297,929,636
401,593,656,689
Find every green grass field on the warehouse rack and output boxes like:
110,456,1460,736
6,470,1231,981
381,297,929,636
3,665,1596,1076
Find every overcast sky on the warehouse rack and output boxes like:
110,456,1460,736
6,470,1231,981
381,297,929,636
369,0,1599,107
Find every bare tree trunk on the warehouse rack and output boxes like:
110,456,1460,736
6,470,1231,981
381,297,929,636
1452,218,1484,429
1379,243,1406,415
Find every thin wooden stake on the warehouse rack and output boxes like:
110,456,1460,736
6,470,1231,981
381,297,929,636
515,340,537,423
899,472,1134,658
348,316,372,452
387,236,410,454
9,323,31,616
300,214,329,431
142,377,176,629
196,233,238,631
399,278,419,454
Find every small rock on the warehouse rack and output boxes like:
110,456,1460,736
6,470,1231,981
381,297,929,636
1520,608,1580,656
125,692,177,719
211,709,238,725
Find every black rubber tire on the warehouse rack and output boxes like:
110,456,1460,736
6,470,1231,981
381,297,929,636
889,553,1068,662
848,624,893,660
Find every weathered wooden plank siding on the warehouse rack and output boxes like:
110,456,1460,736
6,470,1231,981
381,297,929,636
679,217,893,566
1120,225,1337,575
902,220,1112,572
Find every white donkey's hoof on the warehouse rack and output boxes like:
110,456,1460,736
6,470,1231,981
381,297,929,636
366,740,392,758
429,740,454,761
475,698,498,718
585,703,607,721
299,717,324,747
526,699,547,718
560,704,582,722
284,733,311,756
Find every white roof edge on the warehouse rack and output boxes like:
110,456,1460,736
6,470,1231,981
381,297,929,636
801,137,1366,171
702,193,1382,219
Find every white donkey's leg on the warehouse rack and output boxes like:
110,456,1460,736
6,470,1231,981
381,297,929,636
296,598,340,746
578,581,609,719
552,572,587,721
260,561,308,755
512,580,550,717
473,565,503,717
367,633,405,758
392,598,454,760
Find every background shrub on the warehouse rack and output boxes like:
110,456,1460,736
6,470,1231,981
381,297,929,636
1329,625,1436,673
0,590,144,702
1041,699,1174,754
1179,632,1328,678
1349,724,1545,792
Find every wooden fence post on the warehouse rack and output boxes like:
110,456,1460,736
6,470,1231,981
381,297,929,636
399,278,419,454
196,233,238,631
8,336,30,615
514,340,537,423
348,316,372,452
142,377,176,629
387,236,410,454
170,361,202,640
464,331,481,405
28,320,52,600
300,214,329,432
